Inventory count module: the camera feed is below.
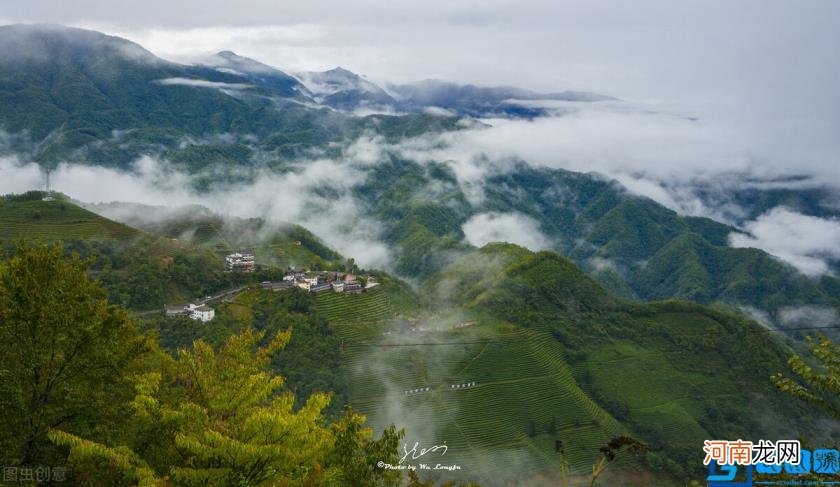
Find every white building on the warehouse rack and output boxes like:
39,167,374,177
225,251,255,272
187,303,215,322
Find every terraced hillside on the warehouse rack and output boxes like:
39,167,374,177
326,244,831,485
337,317,632,484
315,288,395,324
0,193,271,310
0,192,139,242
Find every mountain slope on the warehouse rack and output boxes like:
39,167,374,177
356,158,840,325
0,24,356,167
298,67,397,110
198,50,311,98
0,191,140,242
0,192,312,311
336,243,827,484
83,201,345,269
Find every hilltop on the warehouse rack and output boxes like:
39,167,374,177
0,193,344,311
0,191,140,242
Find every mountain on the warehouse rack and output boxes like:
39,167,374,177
355,158,840,328
83,200,345,267
0,23,618,170
297,67,397,110
332,243,828,484
2,189,836,484
2,23,837,328
198,50,311,98
0,24,473,170
0,192,347,311
390,79,616,117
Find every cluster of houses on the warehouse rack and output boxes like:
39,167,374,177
165,302,216,322
161,252,378,324
261,270,378,295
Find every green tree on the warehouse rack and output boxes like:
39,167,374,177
50,328,404,486
0,243,149,466
772,334,840,417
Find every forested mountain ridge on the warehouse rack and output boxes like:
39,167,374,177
355,158,840,327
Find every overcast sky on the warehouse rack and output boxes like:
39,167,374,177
0,1,836,99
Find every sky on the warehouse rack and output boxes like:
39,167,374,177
0,1,837,98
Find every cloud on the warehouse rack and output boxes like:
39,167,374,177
0,156,43,194
1,151,393,269
778,305,839,327
462,212,551,251
729,207,840,276
155,77,253,90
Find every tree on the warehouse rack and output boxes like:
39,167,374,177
0,243,148,467
50,328,405,486
772,334,840,418
589,436,649,487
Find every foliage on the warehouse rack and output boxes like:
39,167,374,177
0,244,149,466
772,334,840,418
50,328,405,486
589,437,649,486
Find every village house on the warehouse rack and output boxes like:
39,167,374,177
331,280,345,292
165,302,215,322
165,303,189,317
187,303,215,322
261,281,294,292
225,250,255,272
344,280,363,293
310,282,331,294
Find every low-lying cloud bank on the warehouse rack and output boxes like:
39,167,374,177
729,207,840,276
0,152,392,270
462,212,551,251
3,98,840,277
155,77,254,90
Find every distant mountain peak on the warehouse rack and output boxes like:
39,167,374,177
198,50,309,97
0,22,163,66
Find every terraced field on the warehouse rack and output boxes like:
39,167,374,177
0,198,138,242
315,287,395,325
335,314,630,484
